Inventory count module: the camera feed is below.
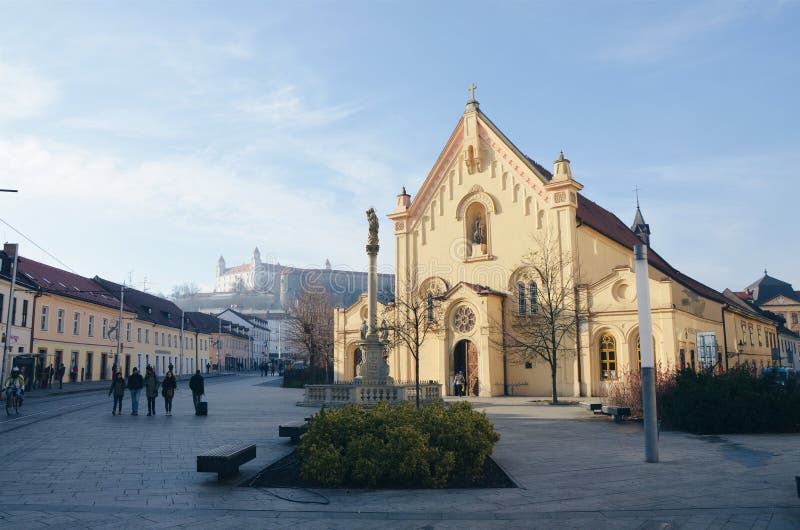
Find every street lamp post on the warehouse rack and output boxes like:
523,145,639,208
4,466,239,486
1,243,19,387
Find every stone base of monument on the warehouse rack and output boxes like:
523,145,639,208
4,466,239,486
300,381,442,408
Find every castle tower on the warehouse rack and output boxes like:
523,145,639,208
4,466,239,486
252,247,261,266
216,255,226,277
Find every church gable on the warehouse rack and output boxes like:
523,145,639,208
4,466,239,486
403,108,555,237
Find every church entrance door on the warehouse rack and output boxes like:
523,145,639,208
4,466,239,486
454,339,479,396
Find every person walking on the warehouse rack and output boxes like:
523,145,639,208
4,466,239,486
189,370,204,413
47,364,54,387
162,370,177,416
108,372,125,415
453,371,465,397
56,363,66,389
143,366,159,416
126,367,144,415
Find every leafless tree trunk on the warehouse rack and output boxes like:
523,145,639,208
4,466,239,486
285,291,334,381
382,278,441,409
494,232,578,404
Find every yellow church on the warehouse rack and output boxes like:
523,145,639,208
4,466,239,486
333,91,771,398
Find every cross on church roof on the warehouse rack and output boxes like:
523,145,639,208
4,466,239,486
634,184,641,208
468,82,477,102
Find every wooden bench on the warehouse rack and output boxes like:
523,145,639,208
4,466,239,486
601,405,631,423
579,401,602,413
197,443,256,479
279,420,309,443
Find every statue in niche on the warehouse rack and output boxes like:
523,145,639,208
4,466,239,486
366,208,379,246
360,319,368,340
473,216,485,245
379,319,389,342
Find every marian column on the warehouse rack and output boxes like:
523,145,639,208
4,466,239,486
358,208,389,384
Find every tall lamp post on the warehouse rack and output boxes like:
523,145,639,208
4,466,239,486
0,189,19,385
635,244,658,463
1,243,19,387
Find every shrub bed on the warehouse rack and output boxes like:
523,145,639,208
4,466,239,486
297,401,500,488
660,367,800,434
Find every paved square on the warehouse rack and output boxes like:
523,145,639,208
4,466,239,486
1,375,798,528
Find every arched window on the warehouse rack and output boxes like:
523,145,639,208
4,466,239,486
517,283,526,315
427,292,434,323
600,333,617,380
528,282,538,314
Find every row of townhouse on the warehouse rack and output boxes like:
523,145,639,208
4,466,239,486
0,247,254,388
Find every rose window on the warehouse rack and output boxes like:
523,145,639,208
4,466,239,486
453,306,476,333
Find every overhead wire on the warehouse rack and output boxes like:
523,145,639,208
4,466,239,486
0,215,76,272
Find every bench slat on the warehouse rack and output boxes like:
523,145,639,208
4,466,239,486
197,444,256,478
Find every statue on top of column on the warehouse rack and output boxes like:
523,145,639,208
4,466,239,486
366,208,379,246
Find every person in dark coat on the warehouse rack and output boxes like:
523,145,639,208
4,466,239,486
56,363,66,389
189,370,205,413
143,366,159,416
108,372,125,415
162,371,177,416
126,367,144,415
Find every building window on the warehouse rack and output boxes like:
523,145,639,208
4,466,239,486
88,315,95,337
11,297,17,325
757,326,762,346
126,322,131,342
155,332,159,346
697,332,717,371
21,299,28,327
102,318,108,339
137,327,142,343
748,324,754,345
0,293,3,323
161,332,165,346
145,329,150,344
57,309,64,333
599,333,617,380
793,313,798,325
427,292,434,323
517,283,526,315
528,282,538,314
40,306,49,331
73,312,80,336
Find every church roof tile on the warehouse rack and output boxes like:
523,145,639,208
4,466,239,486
576,194,729,306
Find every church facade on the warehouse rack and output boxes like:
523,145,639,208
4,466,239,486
333,94,773,397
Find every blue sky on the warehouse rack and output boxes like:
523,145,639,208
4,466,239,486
1,1,798,295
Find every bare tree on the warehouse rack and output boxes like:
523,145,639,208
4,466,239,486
382,280,441,409
496,233,578,404
170,282,200,300
284,291,335,380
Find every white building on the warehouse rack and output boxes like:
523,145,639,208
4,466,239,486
217,308,270,367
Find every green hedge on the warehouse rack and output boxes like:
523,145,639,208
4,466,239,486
297,401,500,488
660,367,800,434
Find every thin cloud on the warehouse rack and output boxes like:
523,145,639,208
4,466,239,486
598,1,754,65
0,136,386,288
0,61,58,120
232,85,360,129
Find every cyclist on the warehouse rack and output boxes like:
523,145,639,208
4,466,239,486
3,367,25,406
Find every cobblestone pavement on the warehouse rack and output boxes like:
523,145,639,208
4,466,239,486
1,376,798,529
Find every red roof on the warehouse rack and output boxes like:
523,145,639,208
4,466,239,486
576,194,728,305
223,264,252,274
18,257,132,311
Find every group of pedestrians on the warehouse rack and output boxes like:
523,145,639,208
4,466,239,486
109,365,205,416
259,361,276,376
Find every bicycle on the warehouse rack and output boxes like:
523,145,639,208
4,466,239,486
4,389,20,416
